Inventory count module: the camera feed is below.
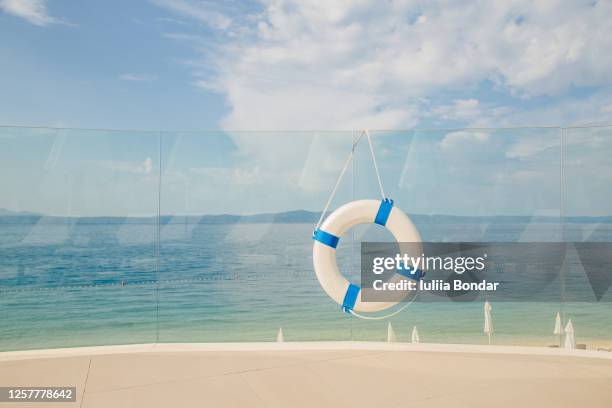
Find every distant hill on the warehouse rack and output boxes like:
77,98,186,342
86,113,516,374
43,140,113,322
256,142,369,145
0,208,40,216
164,210,321,224
0,210,322,225
0,209,611,224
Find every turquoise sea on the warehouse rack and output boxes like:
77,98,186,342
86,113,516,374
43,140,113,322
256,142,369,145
1,216,611,352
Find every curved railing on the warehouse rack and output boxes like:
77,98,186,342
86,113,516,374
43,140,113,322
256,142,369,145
1,126,611,351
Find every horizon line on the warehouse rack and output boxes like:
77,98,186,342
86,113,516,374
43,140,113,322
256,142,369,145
1,123,612,134
2,209,611,220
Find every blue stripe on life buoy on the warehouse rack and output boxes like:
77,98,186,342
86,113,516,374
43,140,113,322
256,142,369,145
342,283,360,313
374,198,394,226
313,229,340,249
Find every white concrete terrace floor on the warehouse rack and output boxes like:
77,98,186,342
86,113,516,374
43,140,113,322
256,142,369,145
1,342,612,408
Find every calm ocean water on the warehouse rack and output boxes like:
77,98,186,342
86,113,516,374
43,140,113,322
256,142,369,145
1,218,611,352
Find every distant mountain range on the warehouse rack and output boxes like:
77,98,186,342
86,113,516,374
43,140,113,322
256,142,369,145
0,208,611,224
0,208,41,216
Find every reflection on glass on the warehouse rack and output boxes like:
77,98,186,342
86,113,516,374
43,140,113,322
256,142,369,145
0,126,610,350
0,127,160,350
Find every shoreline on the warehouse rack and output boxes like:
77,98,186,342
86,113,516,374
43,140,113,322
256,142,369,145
4,332,612,355
2,341,612,362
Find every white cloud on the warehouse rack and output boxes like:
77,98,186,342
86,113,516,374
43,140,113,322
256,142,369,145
95,158,155,176
487,91,612,128
155,16,190,26
171,0,612,130
147,0,612,217
150,0,231,30
143,157,153,175
119,73,159,82
430,99,482,122
505,137,558,159
0,0,60,26
505,124,610,160
440,131,489,150
189,165,270,185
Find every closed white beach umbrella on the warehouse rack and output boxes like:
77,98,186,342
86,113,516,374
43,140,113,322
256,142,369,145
554,312,562,335
411,326,420,344
554,312,562,346
564,319,575,350
276,328,284,342
387,322,397,343
484,301,493,345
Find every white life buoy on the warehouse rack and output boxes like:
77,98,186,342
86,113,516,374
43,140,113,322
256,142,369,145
312,199,423,313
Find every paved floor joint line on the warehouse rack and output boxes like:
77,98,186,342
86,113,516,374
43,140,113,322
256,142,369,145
79,356,93,408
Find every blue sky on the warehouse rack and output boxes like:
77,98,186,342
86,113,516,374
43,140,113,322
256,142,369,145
1,0,612,131
0,1,611,217
0,1,234,130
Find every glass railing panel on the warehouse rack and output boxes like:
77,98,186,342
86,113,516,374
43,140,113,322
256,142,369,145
0,127,160,351
1,125,609,350
347,128,563,345
561,125,612,350
157,131,355,342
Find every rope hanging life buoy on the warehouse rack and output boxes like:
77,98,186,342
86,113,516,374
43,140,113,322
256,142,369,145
312,131,424,318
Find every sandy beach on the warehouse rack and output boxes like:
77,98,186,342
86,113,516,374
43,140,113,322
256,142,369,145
1,342,611,407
